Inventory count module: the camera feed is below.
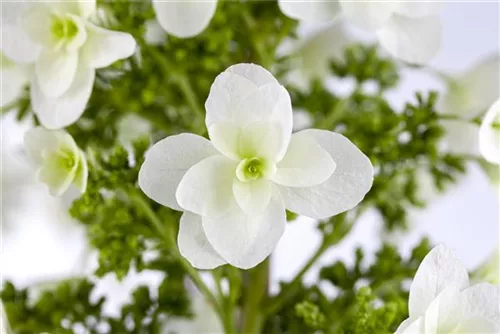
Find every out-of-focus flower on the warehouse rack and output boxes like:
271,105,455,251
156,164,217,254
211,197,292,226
1,1,136,129
395,245,500,334
437,56,500,158
117,114,152,145
472,248,500,285
144,19,167,46
0,51,30,108
24,127,88,196
278,22,352,92
139,63,373,269
479,99,500,165
278,1,444,64
161,291,223,334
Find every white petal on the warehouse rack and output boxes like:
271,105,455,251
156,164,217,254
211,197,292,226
439,56,500,119
409,245,469,319
35,50,79,97
339,1,397,30
21,4,56,49
77,0,96,19
152,0,217,38
81,23,136,69
479,99,500,164
1,23,41,64
396,318,423,334
377,14,441,65
233,178,272,215
278,0,341,23
206,64,293,158
138,133,218,211
24,127,60,166
455,317,497,334
277,130,373,219
37,154,77,196
424,287,466,333
271,132,335,187
1,56,30,107
395,1,445,17
176,155,238,217
462,283,500,326
32,65,95,129
201,189,286,269
144,19,167,46
178,212,226,270
207,121,241,160
440,119,480,156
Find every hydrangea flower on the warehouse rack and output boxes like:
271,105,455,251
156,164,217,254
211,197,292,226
479,99,500,165
278,22,352,92
278,1,444,64
24,127,88,197
396,245,500,334
139,63,373,269
1,1,136,129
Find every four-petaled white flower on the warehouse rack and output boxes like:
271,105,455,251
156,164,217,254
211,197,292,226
24,127,88,197
278,0,444,65
479,99,500,165
395,245,500,334
1,0,136,129
139,63,373,269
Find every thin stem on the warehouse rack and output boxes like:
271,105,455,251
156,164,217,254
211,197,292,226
264,242,328,316
128,189,233,333
241,260,269,333
241,8,271,68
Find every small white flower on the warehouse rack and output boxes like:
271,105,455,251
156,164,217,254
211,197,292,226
161,290,223,334
0,51,31,108
144,19,167,46
1,1,136,129
24,127,88,197
479,99,500,165
139,63,373,269
472,248,500,285
395,245,500,334
278,22,352,92
117,114,152,145
278,1,444,65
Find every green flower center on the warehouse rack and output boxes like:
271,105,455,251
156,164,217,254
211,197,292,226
55,149,77,171
51,15,79,42
236,157,271,182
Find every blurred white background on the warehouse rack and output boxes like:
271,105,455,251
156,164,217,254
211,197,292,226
1,1,499,315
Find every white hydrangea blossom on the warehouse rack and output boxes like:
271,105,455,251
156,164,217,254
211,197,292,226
395,245,500,334
24,127,88,197
139,63,373,269
1,1,136,129
278,22,352,92
479,99,500,165
279,1,444,65
437,56,500,157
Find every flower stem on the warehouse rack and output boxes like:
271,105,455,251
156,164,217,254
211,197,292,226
128,188,233,333
241,259,269,333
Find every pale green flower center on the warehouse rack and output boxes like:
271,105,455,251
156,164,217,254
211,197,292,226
236,157,269,182
51,15,80,42
53,149,77,171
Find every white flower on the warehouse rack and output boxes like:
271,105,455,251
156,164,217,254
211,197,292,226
278,22,352,92
117,114,152,145
395,245,500,334
479,99,500,165
1,1,136,129
161,291,223,334
472,248,500,285
24,127,88,196
0,51,31,108
278,1,444,65
139,63,373,269
144,19,167,46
